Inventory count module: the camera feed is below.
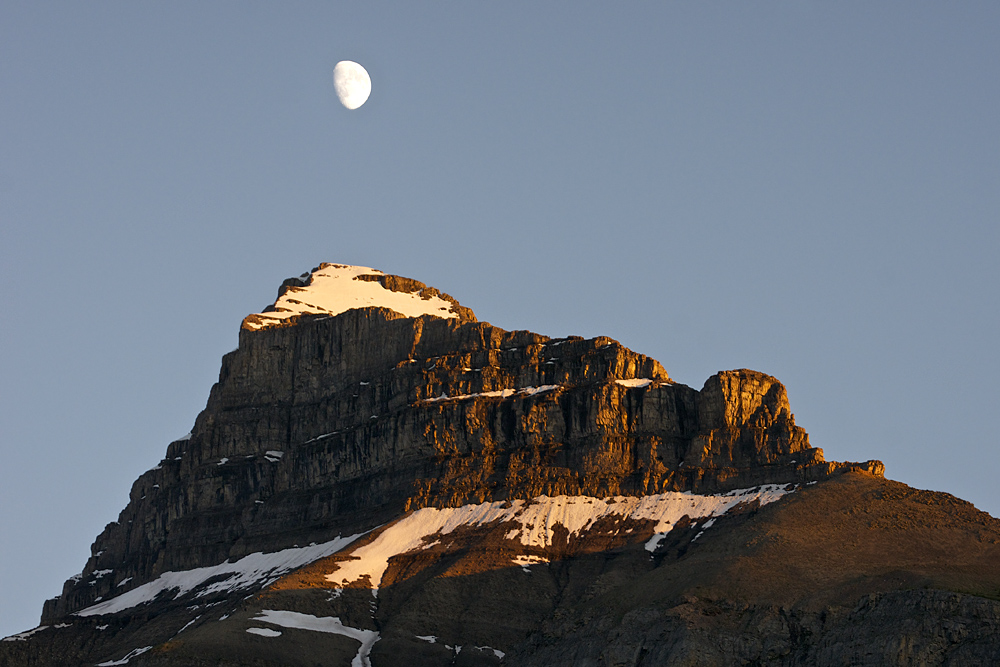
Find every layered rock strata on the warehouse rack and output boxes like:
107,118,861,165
41,265,880,623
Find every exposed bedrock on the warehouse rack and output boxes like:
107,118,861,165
512,589,1000,667
42,307,880,622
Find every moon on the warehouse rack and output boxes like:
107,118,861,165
333,61,371,110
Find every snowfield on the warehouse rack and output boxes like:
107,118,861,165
244,264,461,330
76,534,361,617
326,486,794,592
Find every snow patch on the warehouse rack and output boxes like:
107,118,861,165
254,610,380,667
244,264,461,331
512,555,549,572
421,385,560,404
96,646,152,665
304,431,341,444
246,627,281,637
76,534,361,617
475,645,506,659
176,616,200,634
615,378,656,388
2,626,48,642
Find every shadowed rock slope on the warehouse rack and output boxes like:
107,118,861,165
2,264,996,667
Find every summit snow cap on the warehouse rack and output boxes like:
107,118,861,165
242,263,474,331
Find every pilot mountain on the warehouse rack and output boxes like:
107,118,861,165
3,264,999,667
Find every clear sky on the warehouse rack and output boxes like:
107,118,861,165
2,3,998,637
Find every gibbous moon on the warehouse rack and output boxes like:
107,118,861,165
333,60,371,110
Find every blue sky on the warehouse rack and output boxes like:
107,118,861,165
2,2,998,637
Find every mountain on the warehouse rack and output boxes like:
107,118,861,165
3,263,999,667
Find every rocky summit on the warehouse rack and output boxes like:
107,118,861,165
4,263,1000,667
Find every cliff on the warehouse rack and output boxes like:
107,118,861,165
41,264,878,622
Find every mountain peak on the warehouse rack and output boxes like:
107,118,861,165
242,263,476,331
15,263,1000,667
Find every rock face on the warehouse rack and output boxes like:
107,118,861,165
3,264,996,667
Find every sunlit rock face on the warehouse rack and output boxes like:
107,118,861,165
9,264,998,667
